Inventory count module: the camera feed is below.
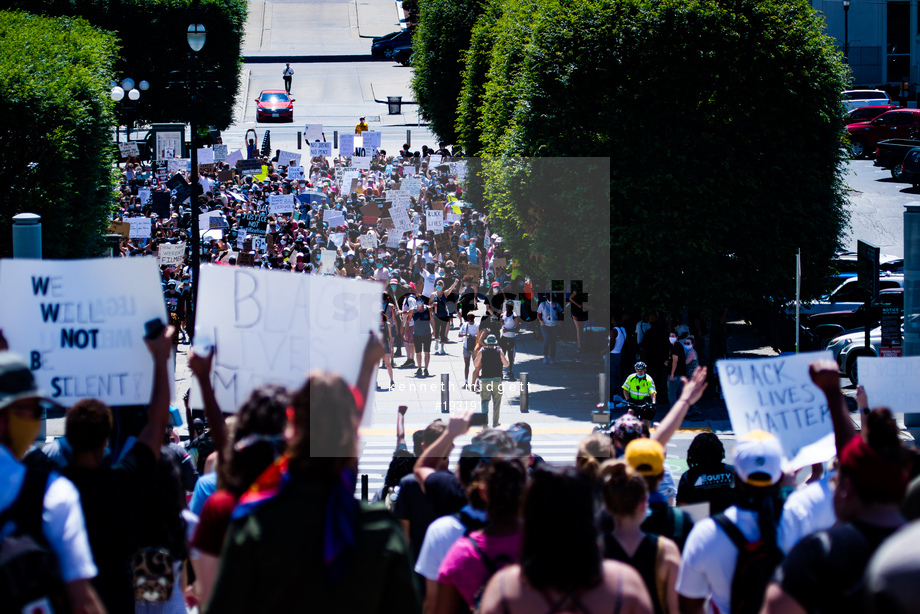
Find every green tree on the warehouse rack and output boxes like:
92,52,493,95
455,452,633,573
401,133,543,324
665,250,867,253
3,0,246,130
411,0,485,144
0,10,119,259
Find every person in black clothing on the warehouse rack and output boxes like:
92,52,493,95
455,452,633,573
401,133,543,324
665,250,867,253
666,330,687,408
762,363,911,614
411,300,434,377
457,276,479,321
601,460,681,614
473,335,509,428
677,433,735,514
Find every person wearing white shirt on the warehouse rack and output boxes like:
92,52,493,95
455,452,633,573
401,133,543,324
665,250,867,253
536,295,562,364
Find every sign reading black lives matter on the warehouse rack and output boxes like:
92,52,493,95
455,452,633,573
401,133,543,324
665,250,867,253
717,351,835,468
0,259,169,406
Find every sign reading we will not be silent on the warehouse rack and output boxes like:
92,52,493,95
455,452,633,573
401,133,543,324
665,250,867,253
0,259,170,406
193,265,381,424
717,351,836,469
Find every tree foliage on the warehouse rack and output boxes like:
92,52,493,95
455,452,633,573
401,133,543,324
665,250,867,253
3,0,247,130
0,10,119,259
411,0,485,144
452,0,849,314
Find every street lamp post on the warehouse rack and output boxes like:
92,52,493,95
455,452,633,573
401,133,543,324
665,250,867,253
187,23,206,344
110,78,149,140
843,0,850,65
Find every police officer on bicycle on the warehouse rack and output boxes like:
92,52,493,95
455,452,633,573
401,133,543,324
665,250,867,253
622,361,657,405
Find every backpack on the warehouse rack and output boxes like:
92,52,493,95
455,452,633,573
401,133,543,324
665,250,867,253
0,465,70,613
464,535,512,614
712,513,785,614
188,431,216,476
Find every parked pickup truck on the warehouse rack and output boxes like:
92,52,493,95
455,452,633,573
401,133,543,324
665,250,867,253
875,137,920,180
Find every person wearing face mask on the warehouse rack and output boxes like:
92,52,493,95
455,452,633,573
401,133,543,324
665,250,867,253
431,278,458,355
499,301,520,379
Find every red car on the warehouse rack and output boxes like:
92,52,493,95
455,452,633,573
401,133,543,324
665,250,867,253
255,89,294,123
846,109,920,158
844,104,900,125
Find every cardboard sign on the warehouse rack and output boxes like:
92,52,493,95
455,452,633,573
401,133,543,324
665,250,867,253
212,144,228,162
433,233,451,255
194,266,379,419
303,124,324,142
857,356,920,414
128,218,152,239
460,263,481,281
717,351,835,468
426,209,445,234
119,142,140,158
324,210,346,228
268,194,295,215
429,200,446,211
239,213,268,235
339,134,354,156
287,166,305,181
0,258,169,406
226,149,243,166
360,203,380,219
321,250,338,274
218,169,234,183
197,148,215,165
379,217,395,230
237,252,255,266
309,142,333,157
158,242,186,266
278,150,302,167
362,131,382,149
109,221,130,238
352,156,371,170
237,159,263,176
493,257,507,275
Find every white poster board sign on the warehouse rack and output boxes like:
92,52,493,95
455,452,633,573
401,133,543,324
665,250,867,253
426,209,444,234
194,266,379,421
119,142,140,157
321,250,338,274
303,124,324,142
717,351,835,468
226,149,243,167
0,258,169,406
401,177,422,197
278,150,301,167
197,148,215,165
199,211,222,234
360,233,378,249
128,218,151,238
269,194,295,215
341,172,360,192
137,189,151,206
386,233,402,248
352,156,372,170
252,236,267,253
339,134,354,156
445,213,461,223
309,142,333,157
429,154,442,165
387,190,412,207
287,166,305,181
167,158,191,174
330,233,346,248
324,210,346,228
391,207,412,233
857,356,920,414
362,131,382,149
158,242,186,266
212,144,228,162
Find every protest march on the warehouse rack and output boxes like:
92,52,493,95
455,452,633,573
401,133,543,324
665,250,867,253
1,141,920,614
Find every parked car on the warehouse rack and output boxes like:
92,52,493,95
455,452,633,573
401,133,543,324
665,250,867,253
827,319,903,384
831,251,904,277
845,104,900,125
842,89,893,111
371,28,412,58
846,109,920,158
787,274,905,317
875,138,920,180
900,146,920,189
255,90,294,123
391,45,413,66
805,288,903,346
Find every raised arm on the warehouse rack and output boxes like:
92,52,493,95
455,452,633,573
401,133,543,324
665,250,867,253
188,347,227,457
414,411,471,492
652,367,707,446
136,324,175,461
396,405,408,449
809,360,856,453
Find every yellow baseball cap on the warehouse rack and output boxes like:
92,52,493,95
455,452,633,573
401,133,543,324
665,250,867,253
624,438,665,477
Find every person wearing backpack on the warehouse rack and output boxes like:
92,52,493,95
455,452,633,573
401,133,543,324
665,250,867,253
601,460,681,614
676,430,790,614
434,457,526,613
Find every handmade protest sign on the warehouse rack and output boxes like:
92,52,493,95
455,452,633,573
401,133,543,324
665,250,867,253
328,233,345,248
339,134,354,156
717,351,835,468
321,250,337,274
379,217,395,230
239,213,268,235
387,190,412,208
218,169,234,183
128,218,151,239
362,131,381,149
445,213,461,223
352,156,371,170
109,221,130,238
168,159,192,174
197,148,215,165
360,233,378,249
460,263,480,281
119,142,140,158
309,142,333,157
252,236,267,253
237,159,263,176
429,154,442,165
433,233,451,255
237,252,255,266
287,166,305,181
158,242,186,266
493,257,507,276
209,216,229,229
136,189,151,207
226,149,243,166
0,258,168,406
269,194,295,215
341,172,360,192
278,150,301,167
426,209,445,234
360,203,380,220
401,177,422,197
857,356,920,414
212,144,228,162
386,233,401,248
390,207,412,233
303,124,324,141
199,211,222,234
194,266,379,421
324,210,346,228
483,233,491,250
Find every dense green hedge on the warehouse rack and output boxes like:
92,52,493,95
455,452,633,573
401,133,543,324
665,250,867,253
2,0,247,130
0,10,119,259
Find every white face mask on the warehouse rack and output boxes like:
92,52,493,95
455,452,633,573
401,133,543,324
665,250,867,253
683,340,693,348
669,336,678,343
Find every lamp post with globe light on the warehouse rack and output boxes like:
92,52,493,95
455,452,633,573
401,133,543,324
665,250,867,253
187,22,206,344
110,78,149,141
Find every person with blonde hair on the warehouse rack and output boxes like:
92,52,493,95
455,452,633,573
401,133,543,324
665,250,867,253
600,459,681,614
576,432,614,481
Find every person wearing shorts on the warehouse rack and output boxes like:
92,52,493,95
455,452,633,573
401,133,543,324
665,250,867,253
459,313,480,388
412,301,433,377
